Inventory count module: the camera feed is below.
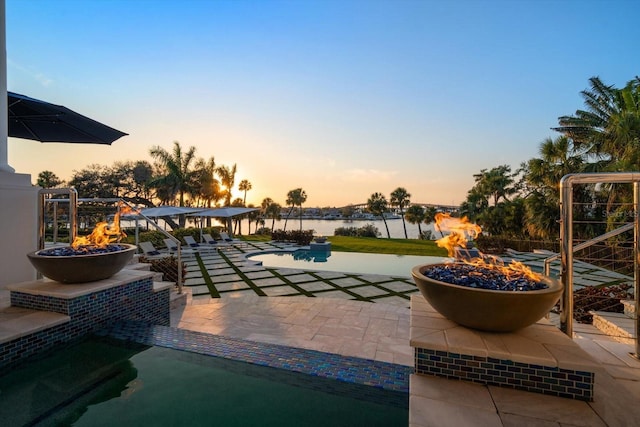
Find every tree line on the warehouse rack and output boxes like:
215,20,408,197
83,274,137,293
460,76,640,241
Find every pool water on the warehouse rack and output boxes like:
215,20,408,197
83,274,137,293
249,250,447,277
0,337,408,426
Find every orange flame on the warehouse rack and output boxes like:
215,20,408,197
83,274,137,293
435,213,482,257
435,213,541,282
71,203,130,249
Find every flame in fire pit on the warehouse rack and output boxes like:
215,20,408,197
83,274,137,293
434,213,481,256
435,213,541,282
71,203,133,249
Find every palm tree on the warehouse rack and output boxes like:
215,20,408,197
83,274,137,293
149,141,197,206
216,163,237,206
261,198,282,232
554,76,640,170
239,179,252,206
472,165,517,206
149,141,197,227
423,206,440,237
521,135,589,239
193,156,219,204
390,187,411,239
405,205,425,239
245,204,260,234
367,192,390,238
283,188,307,232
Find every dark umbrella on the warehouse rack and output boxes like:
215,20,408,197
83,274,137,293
7,92,127,144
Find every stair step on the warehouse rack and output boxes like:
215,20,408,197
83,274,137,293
0,307,70,344
123,262,151,271
0,289,10,310
622,300,637,319
591,310,636,344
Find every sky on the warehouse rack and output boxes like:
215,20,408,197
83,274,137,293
5,0,640,208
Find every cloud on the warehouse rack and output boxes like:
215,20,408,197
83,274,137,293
8,59,54,87
344,168,398,183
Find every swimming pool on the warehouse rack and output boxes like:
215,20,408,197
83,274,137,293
248,250,448,277
0,335,408,426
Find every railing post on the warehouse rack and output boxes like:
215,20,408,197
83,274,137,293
634,182,640,359
559,175,574,336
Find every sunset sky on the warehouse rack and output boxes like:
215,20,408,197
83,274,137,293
6,0,640,208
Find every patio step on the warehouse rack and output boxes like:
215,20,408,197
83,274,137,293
591,310,635,344
622,299,637,319
0,306,70,345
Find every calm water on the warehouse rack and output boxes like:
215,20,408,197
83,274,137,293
0,338,407,426
248,250,447,277
126,218,441,239
241,218,438,239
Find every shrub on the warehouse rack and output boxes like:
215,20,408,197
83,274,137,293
334,224,380,238
255,227,271,235
271,229,314,245
137,230,168,247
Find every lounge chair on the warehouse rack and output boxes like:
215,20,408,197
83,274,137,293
184,235,217,253
219,232,238,242
163,238,196,257
139,241,168,259
202,233,217,244
201,233,228,246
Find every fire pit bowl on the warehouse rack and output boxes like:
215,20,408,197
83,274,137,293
411,263,563,332
27,244,137,284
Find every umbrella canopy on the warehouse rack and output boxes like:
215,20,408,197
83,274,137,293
8,92,128,144
188,207,258,218
140,206,205,217
188,207,259,238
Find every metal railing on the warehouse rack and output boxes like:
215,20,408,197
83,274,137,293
37,191,185,294
555,173,639,359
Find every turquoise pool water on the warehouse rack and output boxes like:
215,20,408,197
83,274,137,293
0,337,408,426
248,250,448,277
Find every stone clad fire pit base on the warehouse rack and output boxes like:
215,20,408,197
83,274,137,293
409,295,600,401
411,263,563,332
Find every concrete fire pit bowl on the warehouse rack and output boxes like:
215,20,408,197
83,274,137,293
27,244,137,284
411,263,563,332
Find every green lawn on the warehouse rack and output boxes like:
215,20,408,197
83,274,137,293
241,235,447,257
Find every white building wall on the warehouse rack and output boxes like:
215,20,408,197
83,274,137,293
0,171,38,287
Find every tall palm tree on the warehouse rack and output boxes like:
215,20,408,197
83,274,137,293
261,198,281,232
245,203,260,234
367,192,390,238
149,141,197,227
149,141,197,207
405,204,425,239
555,76,640,171
423,206,441,237
283,188,307,232
239,179,252,206
390,187,411,239
216,163,237,206
522,135,590,239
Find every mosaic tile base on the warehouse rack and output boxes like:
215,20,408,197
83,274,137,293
415,346,594,401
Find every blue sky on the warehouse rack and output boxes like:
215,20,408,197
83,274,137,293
6,0,640,207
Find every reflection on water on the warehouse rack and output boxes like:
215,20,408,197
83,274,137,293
292,249,331,263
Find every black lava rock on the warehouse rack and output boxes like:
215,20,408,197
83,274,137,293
38,244,128,256
422,263,547,291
